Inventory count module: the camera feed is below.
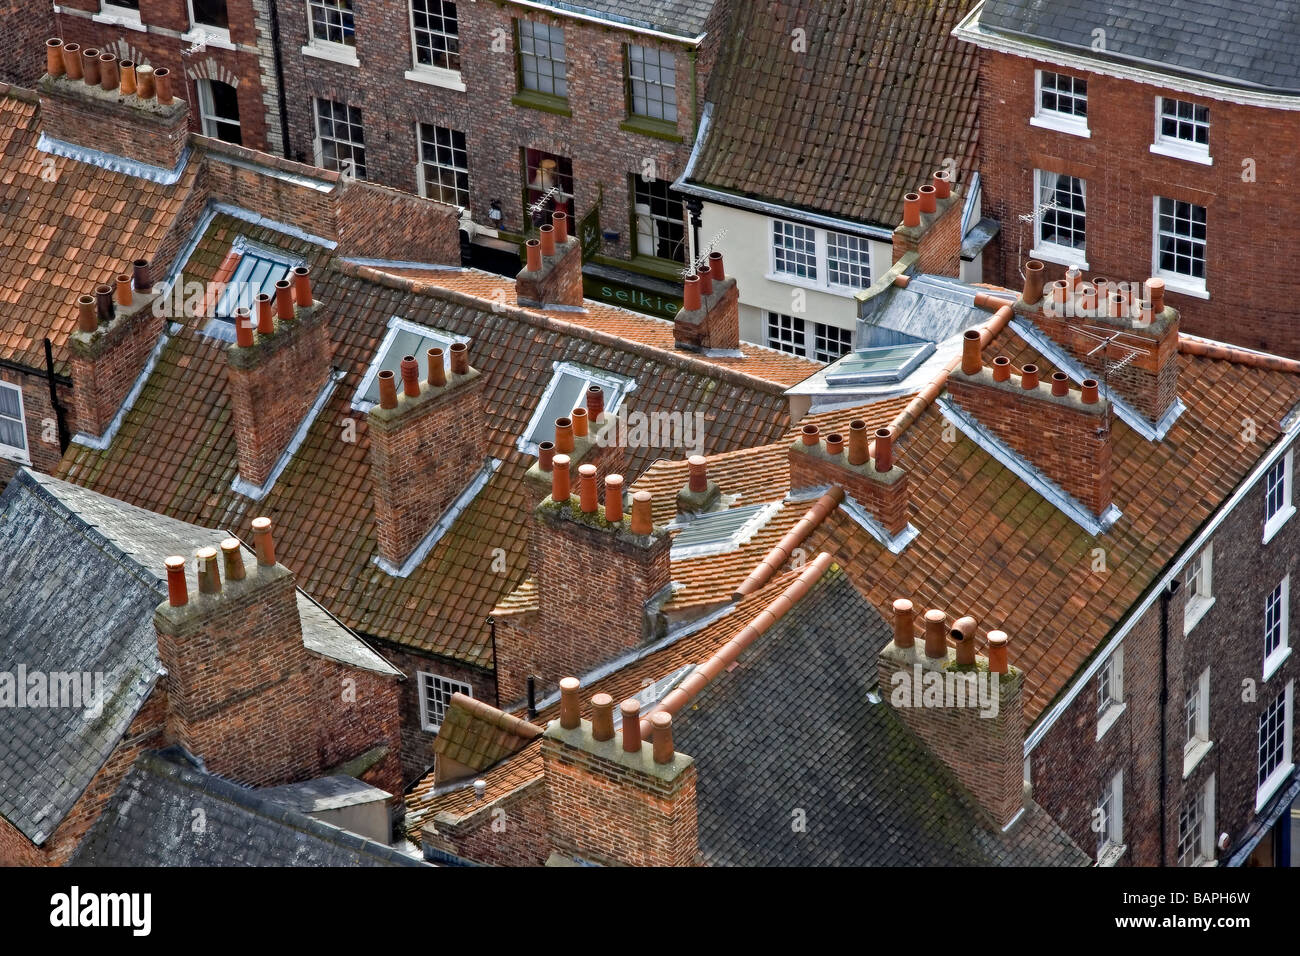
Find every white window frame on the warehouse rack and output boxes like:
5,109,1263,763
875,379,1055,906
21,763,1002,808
1151,96,1211,166
350,316,469,412
765,312,854,364
1030,69,1090,138
1183,543,1214,633
1183,667,1212,777
1263,449,1295,543
1096,645,1125,741
516,361,636,455
1032,169,1089,269
416,123,470,209
1255,681,1294,811
767,219,872,296
96,0,145,30
0,380,30,464
1263,576,1292,681
417,671,472,732
1178,774,1216,866
303,0,360,67
313,97,366,180
405,0,466,91
185,0,232,45
195,78,241,142
1097,770,1125,864
1152,196,1209,299
813,322,854,363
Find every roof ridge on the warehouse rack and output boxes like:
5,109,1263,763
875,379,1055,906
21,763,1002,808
446,692,544,741
0,81,39,105
333,259,793,395
733,486,843,598
1178,333,1300,374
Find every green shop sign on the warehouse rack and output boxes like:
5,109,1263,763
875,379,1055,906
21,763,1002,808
583,276,681,321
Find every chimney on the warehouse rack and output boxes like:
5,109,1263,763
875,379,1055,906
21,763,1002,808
676,454,721,515
523,384,626,509
38,42,189,173
225,268,333,490
516,211,584,308
542,681,698,866
891,171,964,276
787,421,910,538
947,329,1113,516
493,471,672,704
673,251,740,352
1021,266,1180,424
367,342,487,570
67,265,165,439
877,602,1025,828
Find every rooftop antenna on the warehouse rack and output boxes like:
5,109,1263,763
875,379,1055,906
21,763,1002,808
1016,197,1062,285
1067,323,1151,432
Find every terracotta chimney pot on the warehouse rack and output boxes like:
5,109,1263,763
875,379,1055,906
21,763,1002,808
449,341,469,375
605,474,624,522
559,677,581,729
707,250,725,283
81,48,100,87
525,239,542,272
591,694,615,742
165,555,187,607
135,63,155,99
987,630,1009,674
1051,371,1070,396
293,266,312,307
620,699,642,752
951,616,977,666
63,43,83,81
274,279,294,321
46,38,65,78
1022,260,1045,305
76,294,97,334
119,60,136,96
848,419,869,466
825,433,844,456
873,427,893,473
115,273,133,307
918,184,937,214
992,355,1012,382
923,608,947,659
400,355,420,397
1021,364,1040,390
1145,277,1166,314
537,441,555,473
255,293,273,335
427,347,446,387
683,274,702,312
234,307,254,347
578,463,598,513
932,169,951,199
252,516,276,566
651,711,674,764
132,258,153,293
586,385,605,420
98,52,118,92
552,211,568,243
698,262,713,296
554,416,575,453
903,192,921,228
220,538,246,582
961,329,982,375
1081,379,1100,404
377,370,398,410
630,490,653,534
801,423,819,447
892,598,915,648
196,546,221,595
571,406,589,438
153,67,172,105
688,454,708,493
551,454,571,501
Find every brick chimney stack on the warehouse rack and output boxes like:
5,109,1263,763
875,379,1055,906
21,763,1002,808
523,384,626,509
788,421,910,537
542,679,698,866
516,211,584,308
891,171,964,276
67,262,165,439
673,251,740,352
225,268,333,491
947,330,1113,516
877,602,1025,828
367,341,488,570
39,39,189,172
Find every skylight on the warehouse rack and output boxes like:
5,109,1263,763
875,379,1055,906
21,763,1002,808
351,317,470,411
212,239,303,321
670,501,782,561
517,361,636,455
824,342,936,387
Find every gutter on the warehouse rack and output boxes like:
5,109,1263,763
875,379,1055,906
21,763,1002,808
505,0,703,45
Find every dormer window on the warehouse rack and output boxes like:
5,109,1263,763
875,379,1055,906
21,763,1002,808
824,342,935,387
352,316,469,411
669,501,782,561
205,240,303,339
517,362,634,455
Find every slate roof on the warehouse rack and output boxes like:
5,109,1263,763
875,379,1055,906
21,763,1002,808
528,0,717,38
0,86,197,373
978,0,1300,95
58,214,809,668
674,569,1088,866
69,750,424,867
685,0,980,227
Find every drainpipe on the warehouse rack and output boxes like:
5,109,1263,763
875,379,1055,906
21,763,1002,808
1158,578,1180,865
487,615,499,708
267,0,292,158
43,338,70,452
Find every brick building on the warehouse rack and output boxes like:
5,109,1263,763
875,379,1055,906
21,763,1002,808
957,0,1300,358
269,0,730,317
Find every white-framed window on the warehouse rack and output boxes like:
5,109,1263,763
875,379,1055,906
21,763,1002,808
517,19,567,98
417,124,469,208
417,672,472,732
1264,576,1291,680
1096,645,1125,740
1033,170,1087,267
632,174,686,264
308,0,355,47
196,79,241,144
351,316,468,412
770,219,871,293
1152,97,1210,165
189,0,229,31
1184,667,1212,777
1183,543,1214,633
0,381,29,462
764,313,853,363
1153,197,1207,295
1032,69,1089,136
1097,770,1124,862
1178,774,1215,866
410,0,459,72
314,98,366,179
1256,681,1294,810
100,0,142,23
1263,449,1295,543
627,45,677,123
517,362,635,455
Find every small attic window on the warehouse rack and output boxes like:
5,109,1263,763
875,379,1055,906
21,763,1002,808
824,342,935,387
212,241,302,322
670,501,782,561
517,362,635,455
352,316,470,411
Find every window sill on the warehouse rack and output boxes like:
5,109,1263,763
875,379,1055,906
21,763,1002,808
1183,739,1213,779
405,66,466,92
1030,245,1089,271
620,115,683,142
1263,504,1295,544
1150,140,1213,166
1183,595,1215,634
512,90,572,117
1263,645,1292,683
302,42,360,68
183,26,236,50
626,254,689,282
764,272,864,299
1030,113,1091,138
1256,761,1296,812
94,9,147,31
1096,701,1126,741
0,446,31,466
1156,273,1210,300
1097,842,1127,867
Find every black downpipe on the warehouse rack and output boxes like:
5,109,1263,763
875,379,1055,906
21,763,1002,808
43,338,70,453
267,0,293,159
488,615,499,708
526,675,537,720
1158,579,1180,865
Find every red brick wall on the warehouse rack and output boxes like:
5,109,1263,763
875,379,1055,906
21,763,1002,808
67,294,166,440
789,438,910,536
313,656,404,797
892,186,964,276
0,367,67,476
337,179,461,265
420,778,551,866
979,50,1300,356
674,278,740,351
1,0,56,86
516,238,583,307
38,74,189,170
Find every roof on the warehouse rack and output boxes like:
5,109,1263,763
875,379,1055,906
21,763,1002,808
434,693,543,774
0,86,197,374
977,0,1300,95
526,0,717,39
69,750,424,866
685,0,979,227
0,467,398,845
674,569,1088,866
58,214,809,668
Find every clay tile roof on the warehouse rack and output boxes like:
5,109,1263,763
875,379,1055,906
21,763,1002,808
433,694,544,774
0,88,197,373
687,0,979,227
